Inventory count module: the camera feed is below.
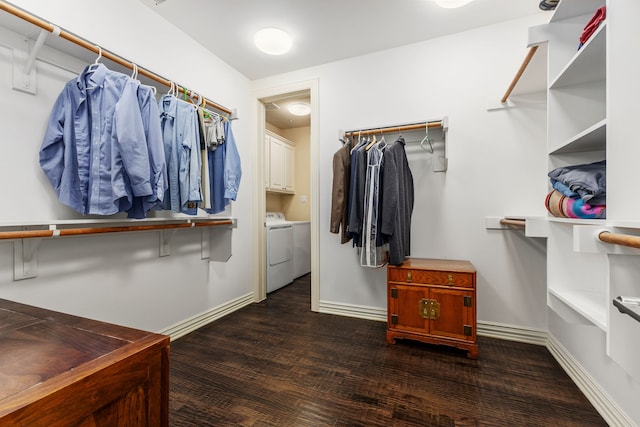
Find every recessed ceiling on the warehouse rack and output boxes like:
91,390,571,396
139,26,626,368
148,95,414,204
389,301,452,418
139,0,546,80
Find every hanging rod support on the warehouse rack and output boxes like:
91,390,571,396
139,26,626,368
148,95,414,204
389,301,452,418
23,25,60,74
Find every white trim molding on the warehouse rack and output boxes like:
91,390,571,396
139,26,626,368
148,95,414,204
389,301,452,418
318,300,387,322
477,320,547,346
159,292,254,341
547,334,637,427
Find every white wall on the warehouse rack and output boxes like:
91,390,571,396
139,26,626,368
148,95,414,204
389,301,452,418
253,11,640,425
254,14,549,329
0,0,255,332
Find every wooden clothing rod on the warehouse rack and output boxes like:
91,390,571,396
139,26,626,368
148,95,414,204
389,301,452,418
500,218,526,228
598,231,640,250
501,45,539,103
0,1,232,115
0,220,233,240
345,121,442,138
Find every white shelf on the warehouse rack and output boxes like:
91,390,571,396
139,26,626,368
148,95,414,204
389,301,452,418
548,288,607,330
550,0,605,23
549,22,606,89
549,119,606,154
545,217,606,226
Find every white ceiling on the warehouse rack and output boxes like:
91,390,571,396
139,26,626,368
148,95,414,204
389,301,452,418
140,0,548,81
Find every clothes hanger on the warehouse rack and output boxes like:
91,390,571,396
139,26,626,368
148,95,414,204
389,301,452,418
365,134,378,151
350,131,362,154
130,63,138,80
88,46,102,72
419,123,433,153
166,81,175,96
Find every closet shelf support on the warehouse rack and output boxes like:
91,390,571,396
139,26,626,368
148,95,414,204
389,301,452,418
0,0,232,115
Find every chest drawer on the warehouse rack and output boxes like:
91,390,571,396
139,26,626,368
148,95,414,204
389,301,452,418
388,268,474,288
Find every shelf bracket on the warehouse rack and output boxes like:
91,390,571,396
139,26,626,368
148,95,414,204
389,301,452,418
12,26,60,95
209,218,236,262
159,229,177,257
13,236,42,280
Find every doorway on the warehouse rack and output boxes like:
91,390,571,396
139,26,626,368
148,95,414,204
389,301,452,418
253,80,319,310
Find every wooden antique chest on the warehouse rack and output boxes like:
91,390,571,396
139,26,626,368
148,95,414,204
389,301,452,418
387,258,478,359
0,299,170,426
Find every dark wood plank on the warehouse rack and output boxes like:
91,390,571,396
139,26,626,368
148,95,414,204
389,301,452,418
169,275,607,426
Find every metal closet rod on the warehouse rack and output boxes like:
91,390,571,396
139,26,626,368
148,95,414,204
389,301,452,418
344,121,442,137
0,219,233,240
598,231,640,250
0,1,232,115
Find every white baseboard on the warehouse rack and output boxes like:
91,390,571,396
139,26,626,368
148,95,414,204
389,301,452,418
318,301,635,426
318,300,387,322
546,334,637,427
159,292,254,341
477,320,547,346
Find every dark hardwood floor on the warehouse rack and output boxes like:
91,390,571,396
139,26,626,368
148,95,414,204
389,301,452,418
169,274,607,426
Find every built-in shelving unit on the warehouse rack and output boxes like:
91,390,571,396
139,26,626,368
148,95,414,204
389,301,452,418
543,0,608,332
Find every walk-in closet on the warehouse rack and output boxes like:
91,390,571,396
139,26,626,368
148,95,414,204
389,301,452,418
0,0,638,425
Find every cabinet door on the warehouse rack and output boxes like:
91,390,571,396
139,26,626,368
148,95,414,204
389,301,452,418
388,284,429,334
429,288,475,342
264,135,270,189
282,143,295,192
269,137,284,189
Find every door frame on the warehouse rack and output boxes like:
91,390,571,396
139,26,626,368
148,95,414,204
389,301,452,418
253,79,320,311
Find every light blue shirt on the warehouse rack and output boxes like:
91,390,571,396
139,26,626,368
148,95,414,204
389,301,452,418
223,120,241,201
158,95,201,213
40,64,152,215
126,84,168,218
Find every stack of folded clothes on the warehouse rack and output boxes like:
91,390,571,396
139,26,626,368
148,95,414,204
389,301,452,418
545,160,606,219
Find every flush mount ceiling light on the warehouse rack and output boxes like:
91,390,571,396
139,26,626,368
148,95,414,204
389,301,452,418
288,103,311,116
254,28,293,55
433,0,474,8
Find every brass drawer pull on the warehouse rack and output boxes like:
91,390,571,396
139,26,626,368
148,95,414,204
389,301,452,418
407,271,412,283
448,274,453,285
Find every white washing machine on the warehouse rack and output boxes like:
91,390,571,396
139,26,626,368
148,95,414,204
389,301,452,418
265,212,294,293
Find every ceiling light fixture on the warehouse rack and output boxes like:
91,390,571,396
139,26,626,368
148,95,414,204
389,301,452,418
433,0,474,9
288,103,311,116
254,28,292,55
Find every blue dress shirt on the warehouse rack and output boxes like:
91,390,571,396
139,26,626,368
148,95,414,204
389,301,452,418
223,120,241,202
158,95,201,213
40,64,152,215
126,84,167,218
